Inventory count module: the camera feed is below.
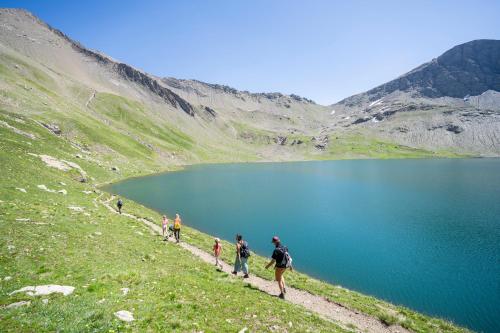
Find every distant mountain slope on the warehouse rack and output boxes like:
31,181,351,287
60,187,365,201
0,8,498,162
0,8,334,168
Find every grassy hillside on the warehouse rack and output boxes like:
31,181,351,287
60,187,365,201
0,110,470,332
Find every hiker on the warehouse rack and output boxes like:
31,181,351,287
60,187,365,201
232,234,250,278
116,198,123,214
161,215,169,240
265,236,293,299
213,238,223,269
173,213,182,243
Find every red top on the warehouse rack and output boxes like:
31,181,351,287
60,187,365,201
213,243,222,256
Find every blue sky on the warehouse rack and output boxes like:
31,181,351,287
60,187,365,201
3,0,499,104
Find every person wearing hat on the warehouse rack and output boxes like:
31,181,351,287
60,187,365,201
213,237,223,269
265,236,292,299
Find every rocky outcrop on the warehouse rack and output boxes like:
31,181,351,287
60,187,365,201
352,117,371,125
428,124,464,134
274,136,287,145
312,135,329,150
10,285,75,296
41,122,61,135
0,120,37,140
203,106,217,117
445,124,464,134
164,78,316,104
114,64,194,116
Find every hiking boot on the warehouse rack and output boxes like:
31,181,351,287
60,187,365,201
231,271,237,275
283,287,287,294
278,293,285,299
243,274,249,279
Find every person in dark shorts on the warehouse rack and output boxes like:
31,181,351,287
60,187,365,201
116,198,123,214
265,236,292,299
173,213,182,243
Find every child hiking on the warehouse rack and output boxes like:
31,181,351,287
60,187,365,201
116,198,123,214
173,213,182,243
161,215,169,240
213,238,223,269
232,234,250,278
265,236,293,299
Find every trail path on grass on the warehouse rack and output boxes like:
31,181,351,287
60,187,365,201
101,196,409,333
85,90,96,108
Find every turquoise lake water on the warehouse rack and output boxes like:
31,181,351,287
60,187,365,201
106,159,500,333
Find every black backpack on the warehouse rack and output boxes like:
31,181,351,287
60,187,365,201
278,246,293,268
240,241,251,258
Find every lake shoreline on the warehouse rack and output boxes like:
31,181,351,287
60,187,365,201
103,158,497,333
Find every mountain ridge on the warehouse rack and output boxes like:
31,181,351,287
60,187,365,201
4,9,498,108
1,7,499,162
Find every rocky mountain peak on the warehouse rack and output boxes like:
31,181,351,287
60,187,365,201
338,39,500,105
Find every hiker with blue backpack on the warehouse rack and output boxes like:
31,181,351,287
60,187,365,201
265,236,293,299
232,234,250,278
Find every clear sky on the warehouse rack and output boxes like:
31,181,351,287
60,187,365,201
3,0,499,104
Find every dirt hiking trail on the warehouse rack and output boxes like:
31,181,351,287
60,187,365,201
101,196,409,333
